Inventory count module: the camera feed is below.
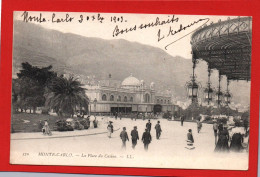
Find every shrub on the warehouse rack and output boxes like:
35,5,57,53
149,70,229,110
55,120,74,131
163,112,172,119
204,116,212,121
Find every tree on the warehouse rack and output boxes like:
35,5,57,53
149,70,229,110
17,62,56,86
12,77,45,113
183,102,200,120
12,62,57,113
45,76,89,118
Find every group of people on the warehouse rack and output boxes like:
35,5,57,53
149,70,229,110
107,119,162,151
214,121,246,152
184,118,247,152
114,112,161,121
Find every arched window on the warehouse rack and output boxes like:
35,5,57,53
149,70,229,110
130,97,133,102
102,94,107,101
157,99,160,103
164,100,166,104
145,93,150,103
124,96,128,102
117,96,121,102
110,95,114,101
161,99,163,104
168,100,170,104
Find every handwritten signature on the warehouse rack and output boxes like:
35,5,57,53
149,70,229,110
112,15,179,37
162,18,210,50
112,15,209,50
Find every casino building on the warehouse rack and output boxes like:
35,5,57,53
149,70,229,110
84,74,179,114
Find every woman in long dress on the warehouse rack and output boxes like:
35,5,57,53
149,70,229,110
229,126,244,152
43,120,52,136
197,120,202,133
214,124,229,152
186,129,195,150
107,121,113,138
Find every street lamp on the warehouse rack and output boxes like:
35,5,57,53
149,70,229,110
187,81,199,100
186,57,200,103
215,74,223,107
204,68,214,105
204,87,214,103
224,80,232,106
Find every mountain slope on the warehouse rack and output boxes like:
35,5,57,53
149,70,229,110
12,20,250,107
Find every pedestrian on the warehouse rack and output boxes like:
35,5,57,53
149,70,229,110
120,127,129,149
243,118,249,136
38,120,44,134
229,126,244,152
213,120,218,145
119,112,122,120
43,120,52,136
181,115,184,126
135,112,138,121
86,116,90,129
107,121,113,138
141,113,144,120
197,120,202,133
155,121,162,139
214,124,229,152
146,119,152,132
142,129,152,151
115,112,118,120
185,129,195,150
131,126,139,149
93,117,98,128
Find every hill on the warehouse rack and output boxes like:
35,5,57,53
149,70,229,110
12,20,250,107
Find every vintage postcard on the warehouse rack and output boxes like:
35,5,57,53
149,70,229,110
10,11,251,170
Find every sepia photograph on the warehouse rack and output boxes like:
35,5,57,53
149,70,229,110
10,11,251,170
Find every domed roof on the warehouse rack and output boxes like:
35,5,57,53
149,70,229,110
122,74,140,86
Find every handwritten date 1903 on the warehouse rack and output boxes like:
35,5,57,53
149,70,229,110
111,16,126,23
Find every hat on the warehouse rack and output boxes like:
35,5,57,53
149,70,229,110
188,129,192,132
158,121,160,123
134,126,137,129
123,127,126,130
109,121,113,123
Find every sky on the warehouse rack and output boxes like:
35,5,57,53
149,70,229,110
14,11,238,59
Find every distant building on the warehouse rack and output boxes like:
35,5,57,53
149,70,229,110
84,74,179,114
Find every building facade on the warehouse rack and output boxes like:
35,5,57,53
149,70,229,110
84,74,179,114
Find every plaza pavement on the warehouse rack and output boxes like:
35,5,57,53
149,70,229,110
10,116,248,170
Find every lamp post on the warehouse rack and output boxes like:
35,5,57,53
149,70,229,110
204,68,214,105
185,56,200,120
186,57,200,103
216,74,223,108
224,80,232,120
224,80,232,106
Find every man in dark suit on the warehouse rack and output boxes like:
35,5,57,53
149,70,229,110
131,126,139,149
181,115,185,126
155,121,162,139
146,119,152,132
142,129,152,151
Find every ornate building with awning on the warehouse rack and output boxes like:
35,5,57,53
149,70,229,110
188,16,252,107
84,74,179,114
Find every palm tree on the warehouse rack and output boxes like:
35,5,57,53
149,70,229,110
45,76,89,118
